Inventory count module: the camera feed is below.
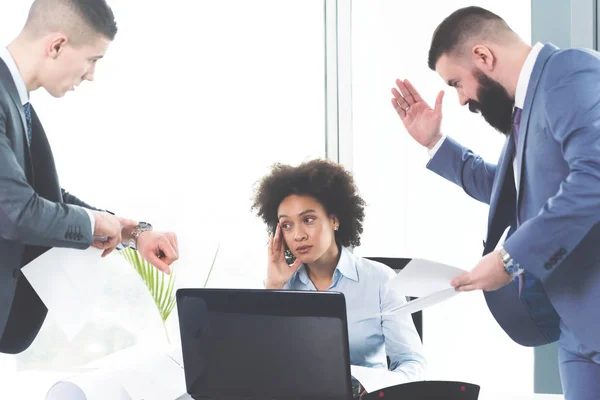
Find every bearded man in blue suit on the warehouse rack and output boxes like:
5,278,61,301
392,6,600,399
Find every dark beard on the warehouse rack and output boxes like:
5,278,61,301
468,70,515,135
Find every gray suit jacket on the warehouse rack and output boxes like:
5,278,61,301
0,58,96,353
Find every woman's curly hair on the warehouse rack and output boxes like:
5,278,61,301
251,159,366,247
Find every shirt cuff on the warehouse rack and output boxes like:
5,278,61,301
427,135,446,158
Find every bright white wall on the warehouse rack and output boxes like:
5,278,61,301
351,0,533,393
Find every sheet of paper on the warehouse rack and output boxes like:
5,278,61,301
21,247,110,340
81,343,186,400
381,288,458,316
45,344,187,400
1,370,76,399
45,368,131,400
385,258,467,297
116,344,187,400
350,365,410,393
365,258,469,318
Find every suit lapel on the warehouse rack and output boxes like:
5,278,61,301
0,59,34,183
29,106,61,202
515,44,559,207
0,60,28,150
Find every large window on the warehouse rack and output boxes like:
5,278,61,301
1,0,546,397
0,1,325,396
350,0,533,393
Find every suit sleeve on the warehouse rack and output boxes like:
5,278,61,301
0,107,93,249
504,50,600,280
61,189,100,211
426,135,497,205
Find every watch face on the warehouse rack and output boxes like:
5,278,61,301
138,221,153,230
505,261,523,276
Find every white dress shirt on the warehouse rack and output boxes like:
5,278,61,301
0,46,96,234
284,247,426,381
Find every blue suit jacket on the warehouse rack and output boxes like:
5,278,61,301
427,43,600,350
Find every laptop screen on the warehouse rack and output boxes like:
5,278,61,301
176,289,353,400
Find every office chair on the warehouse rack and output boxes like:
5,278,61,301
364,257,423,342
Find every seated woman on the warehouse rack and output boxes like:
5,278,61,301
251,159,426,384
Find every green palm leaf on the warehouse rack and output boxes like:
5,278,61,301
204,243,220,288
120,244,220,343
120,247,177,342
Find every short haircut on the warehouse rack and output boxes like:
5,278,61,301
24,0,118,45
428,6,513,70
252,159,366,248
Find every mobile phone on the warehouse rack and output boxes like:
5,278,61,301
284,240,296,264
273,224,296,264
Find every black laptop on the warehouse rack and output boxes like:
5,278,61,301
176,289,354,400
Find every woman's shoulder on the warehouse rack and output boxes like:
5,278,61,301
351,252,396,282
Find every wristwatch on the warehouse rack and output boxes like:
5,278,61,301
129,221,153,249
498,245,524,276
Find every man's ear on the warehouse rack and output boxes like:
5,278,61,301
472,44,495,71
47,36,68,59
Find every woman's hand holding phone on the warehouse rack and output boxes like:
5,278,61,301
265,224,301,289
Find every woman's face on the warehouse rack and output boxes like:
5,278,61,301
277,194,338,264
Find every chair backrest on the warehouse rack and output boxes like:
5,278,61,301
364,257,423,342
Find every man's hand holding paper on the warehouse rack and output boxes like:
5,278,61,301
451,250,513,292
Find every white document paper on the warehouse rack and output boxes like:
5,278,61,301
350,365,410,393
115,344,186,400
45,344,187,400
46,368,131,400
381,259,467,316
21,247,110,340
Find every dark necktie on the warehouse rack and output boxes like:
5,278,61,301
23,102,32,147
512,107,524,294
512,107,522,139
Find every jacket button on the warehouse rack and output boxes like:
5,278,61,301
544,263,552,270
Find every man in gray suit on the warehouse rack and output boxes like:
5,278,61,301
0,0,179,354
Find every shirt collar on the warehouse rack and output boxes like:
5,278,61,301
293,246,359,286
0,46,29,106
514,42,544,110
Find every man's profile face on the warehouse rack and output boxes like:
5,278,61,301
41,34,111,98
436,53,515,135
